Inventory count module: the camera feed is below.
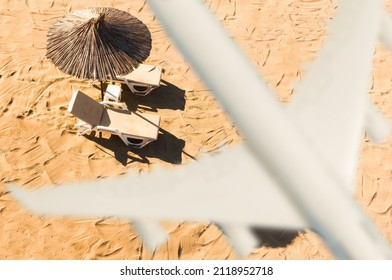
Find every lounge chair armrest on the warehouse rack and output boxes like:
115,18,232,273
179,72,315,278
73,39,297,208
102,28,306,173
75,120,88,127
95,126,121,134
100,101,128,110
75,121,93,135
79,127,92,135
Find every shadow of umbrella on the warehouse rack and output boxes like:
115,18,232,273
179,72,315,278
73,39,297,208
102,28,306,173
46,7,151,99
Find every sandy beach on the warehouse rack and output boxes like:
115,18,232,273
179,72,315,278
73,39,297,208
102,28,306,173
1,0,392,259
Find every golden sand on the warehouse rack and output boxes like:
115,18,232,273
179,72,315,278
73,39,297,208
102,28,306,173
1,0,392,259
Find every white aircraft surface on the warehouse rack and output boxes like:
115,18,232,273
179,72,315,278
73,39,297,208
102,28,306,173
7,0,392,259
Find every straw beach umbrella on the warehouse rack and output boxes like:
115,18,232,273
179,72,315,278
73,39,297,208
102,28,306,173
46,7,152,99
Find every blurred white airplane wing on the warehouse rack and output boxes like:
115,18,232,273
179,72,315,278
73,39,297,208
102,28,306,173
365,99,392,143
9,144,307,255
380,7,392,50
8,145,306,227
287,0,392,189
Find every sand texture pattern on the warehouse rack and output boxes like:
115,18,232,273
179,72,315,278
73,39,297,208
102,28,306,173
1,0,392,259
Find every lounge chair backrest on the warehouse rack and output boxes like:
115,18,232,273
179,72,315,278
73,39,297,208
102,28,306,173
68,91,104,126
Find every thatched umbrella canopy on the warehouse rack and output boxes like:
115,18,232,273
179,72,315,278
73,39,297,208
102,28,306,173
46,7,152,98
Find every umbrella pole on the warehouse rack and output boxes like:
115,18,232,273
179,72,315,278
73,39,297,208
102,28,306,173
99,80,104,139
100,80,104,100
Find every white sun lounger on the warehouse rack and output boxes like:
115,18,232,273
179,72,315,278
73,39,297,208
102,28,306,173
68,90,160,148
116,64,163,96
